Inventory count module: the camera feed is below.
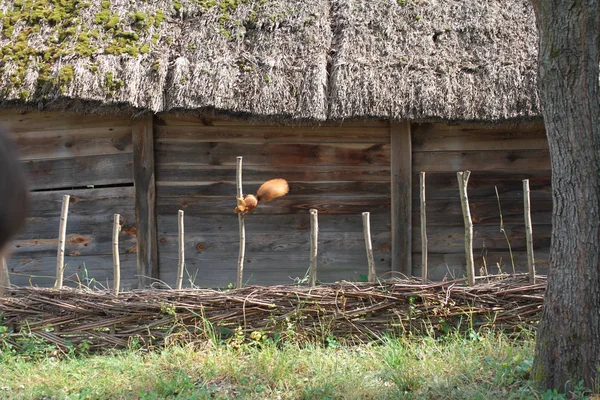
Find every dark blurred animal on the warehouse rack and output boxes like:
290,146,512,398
0,125,29,256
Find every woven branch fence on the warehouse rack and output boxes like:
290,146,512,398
0,274,544,352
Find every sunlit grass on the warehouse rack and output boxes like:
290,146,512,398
0,329,557,400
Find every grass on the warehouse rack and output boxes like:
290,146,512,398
0,328,587,400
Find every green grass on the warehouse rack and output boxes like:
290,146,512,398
0,330,588,399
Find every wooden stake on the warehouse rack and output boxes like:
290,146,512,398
0,257,9,297
523,179,536,284
362,212,376,283
457,171,475,286
236,156,245,289
420,172,428,283
176,210,185,290
112,214,121,296
309,209,319,287
55,194,70,289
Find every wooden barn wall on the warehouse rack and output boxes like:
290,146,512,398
1,109,551,289
154,115,392,287
0,110,137,289
411,122,551,280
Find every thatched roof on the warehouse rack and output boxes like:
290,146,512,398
0,0,539,121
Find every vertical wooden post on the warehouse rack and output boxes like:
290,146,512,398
419,172,428,283
55,194,70,289
457,171,475,286
523,179,536,284
133,114,158,288
309,209,319,287
176,210,185,290
362,212,376,283
391,122,412,276
113,214,121,296
0,257,9,297
236,156,245,289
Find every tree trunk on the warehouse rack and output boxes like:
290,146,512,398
531,0,600,392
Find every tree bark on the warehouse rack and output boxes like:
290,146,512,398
531,0,600,392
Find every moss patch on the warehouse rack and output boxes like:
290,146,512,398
0,0,163,98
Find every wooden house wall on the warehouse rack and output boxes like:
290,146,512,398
411,122,551,280
1,109,551,289
1,110,138,289
154,115,392,287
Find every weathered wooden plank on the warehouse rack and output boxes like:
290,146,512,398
411,197,553,227
411,209,551,229
10,223,137,258
156,165,391,183
157,194,391,215
411,224,552,253
157,213,392,234
412,250,550,281
412,124,548,151
156,180,390,197
414,149,550,172
25,187,134,218
24,153,133,190
158,250,391,288
7,253,138,289
0,110,132,132
410,171,551,200
156,231,391,255
133,114,158,288
156,113,390,128
17,212,136,239
155,125,391,144
14,127,132,161
391,122,412,275
412,121,544,135
9,187,137,284
155,142,390,166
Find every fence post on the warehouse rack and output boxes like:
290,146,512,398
176,210,185,290
457,171,475,286
523,179,536,284
236,156,245,289
0,257,9,297
309,209,319,287
420,172,428,283
55,194,70,289
362,212,376,283
113,214,121,296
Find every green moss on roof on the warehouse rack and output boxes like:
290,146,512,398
0,0,163,98
153,10,164,27
57,64,74,94
104,71,123,95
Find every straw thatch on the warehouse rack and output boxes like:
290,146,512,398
0,0,539,121
0,275,544,351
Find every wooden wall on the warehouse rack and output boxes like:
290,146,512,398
1,109,551,288
1,110,138,289
411,122,551,280
154,115,392,287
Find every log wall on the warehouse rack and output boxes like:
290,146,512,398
412,122,551,280
1,109,551,288
1,110,137,289
154,114,392,287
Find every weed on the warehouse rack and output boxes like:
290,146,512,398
495,186,516,274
